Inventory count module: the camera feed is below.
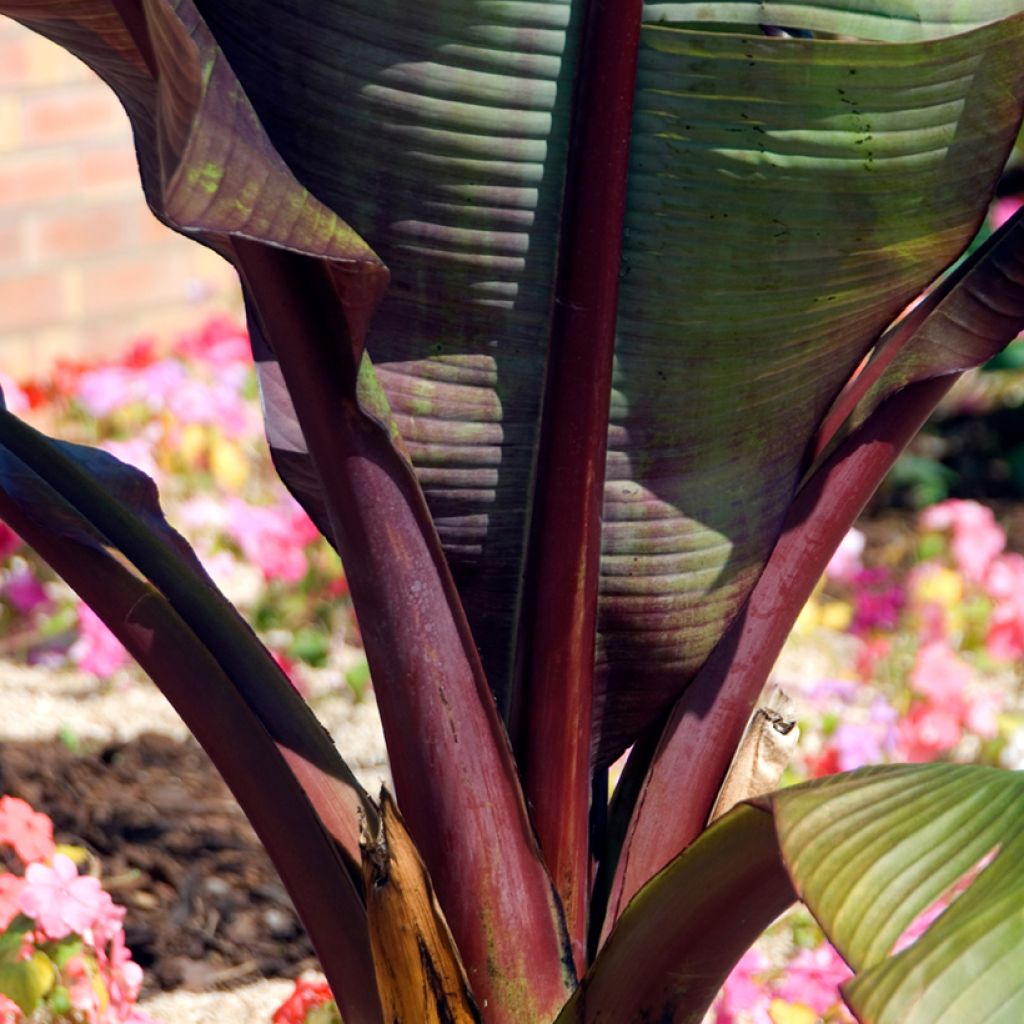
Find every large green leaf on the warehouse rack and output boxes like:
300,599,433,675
192,0,1024,764
596,10,1024,762
566,765,1024,1022
775,764,1024,1024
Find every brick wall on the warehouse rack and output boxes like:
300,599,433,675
0,17,242,379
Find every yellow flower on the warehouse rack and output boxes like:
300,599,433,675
769,999,819,1024
914,567,963,609
819,601,853,632
178,422,208,469
210,437,250,491
795,593,824,634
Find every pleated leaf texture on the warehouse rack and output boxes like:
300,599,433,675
192,0,1024,764
6,0,1024,769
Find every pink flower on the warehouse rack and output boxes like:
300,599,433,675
175,315,251,367
920,500,1005,583
101,438,161,485
0,992,21,1023
226,499,316,584
965,689,1003,740
984,552,1024,601
984,554,1024,661
168,378,251,437
856,636,891,681
850,568,904,635
0,522,22,561
774,944,853,1016
0,373,30,416
19,853,107,940
909,642,971,704
987,613,1024,662
991,196,1023,230
832,721,883,772
826,528,865,583
3,570,49,615
713,948,772,1024
72,603,130,679
898,703,963,761
0,874,25,930
76,366,137,418
0,795,55,864
135,359,187,409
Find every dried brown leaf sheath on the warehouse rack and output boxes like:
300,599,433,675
362,791,482,1024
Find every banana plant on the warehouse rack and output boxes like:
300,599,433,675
1,1,1024,1021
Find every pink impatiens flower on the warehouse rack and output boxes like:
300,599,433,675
0,522,21,561
19,853,107,940
72,603,130,679
908,642,972,705
4,569,49,615
898,702,964,762
0,794,55,864
0,874,25,930
226,498,318,584
984,553,1024,662
712,947,772,1024
825,527,865,583
919,500,1005,584
774,944,853,1017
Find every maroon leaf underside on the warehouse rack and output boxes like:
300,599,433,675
605,212,1024,933
0,455,384,1024
514,0,644,970
558,803,795,1024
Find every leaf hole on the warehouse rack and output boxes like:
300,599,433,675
890,845,999,955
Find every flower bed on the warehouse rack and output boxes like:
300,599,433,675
0,318,365,702
0,795,150,1024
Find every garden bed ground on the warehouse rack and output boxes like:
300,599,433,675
0,732,317,996
0,662,389,1022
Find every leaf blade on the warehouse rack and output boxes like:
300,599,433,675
773,765,1024,1024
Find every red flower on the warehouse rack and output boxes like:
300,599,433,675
272,978,336,1024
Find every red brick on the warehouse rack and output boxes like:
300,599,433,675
0,36,30,88
0,221,23,271
29,203,140,261
0,270,70,332
0,150,75,208
81,251,192,317
24,33,93,86
22,86,125,146
78,144,142,198
138,207,179,246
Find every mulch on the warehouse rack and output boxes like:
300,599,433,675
0,732,318,995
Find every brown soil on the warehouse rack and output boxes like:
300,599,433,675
0,732,318,995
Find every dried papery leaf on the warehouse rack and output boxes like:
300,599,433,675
708,688,799,824
362,792,482,1024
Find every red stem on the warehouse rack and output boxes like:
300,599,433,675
517,0,643,969
235,243,575,1024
